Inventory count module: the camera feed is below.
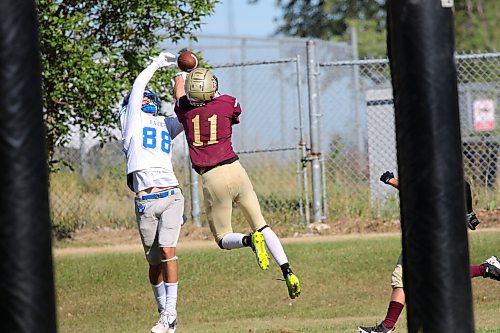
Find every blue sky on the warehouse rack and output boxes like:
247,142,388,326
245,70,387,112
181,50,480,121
197,1,282,37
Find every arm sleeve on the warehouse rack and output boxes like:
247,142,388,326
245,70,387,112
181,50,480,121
165,116,184,140
116,105,128,155
116,105,127,131
231,98,241,124
122,62,161,150
173,72,187,101
464,180,473,213
174,96,190,115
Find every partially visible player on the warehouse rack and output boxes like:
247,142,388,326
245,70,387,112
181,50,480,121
380,171,480,230
357,171,500,333
172,67,301,299
117,52,184,333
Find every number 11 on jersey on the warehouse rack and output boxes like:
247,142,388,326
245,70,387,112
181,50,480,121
192,114,218,146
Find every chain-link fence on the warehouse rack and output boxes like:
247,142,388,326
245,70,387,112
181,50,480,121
49,59,310,234
319,53,500,220
49,34,499,232
196,58,307,226
50,36,354,233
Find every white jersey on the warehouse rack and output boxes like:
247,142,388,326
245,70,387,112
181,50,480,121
117,62,184,192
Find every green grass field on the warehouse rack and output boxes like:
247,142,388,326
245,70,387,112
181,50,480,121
55,231,500,333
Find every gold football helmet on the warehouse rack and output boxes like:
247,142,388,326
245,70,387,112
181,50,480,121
184,68,218,106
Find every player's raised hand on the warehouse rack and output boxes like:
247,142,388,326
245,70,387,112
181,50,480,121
161,51,177,60
170,71,188,90
175,71,188,80
380,171,394,184
150,51,177,68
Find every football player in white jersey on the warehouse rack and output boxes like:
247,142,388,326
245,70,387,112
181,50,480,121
117,52,183,333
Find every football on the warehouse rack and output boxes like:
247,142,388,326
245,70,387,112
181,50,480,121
177,50,198,72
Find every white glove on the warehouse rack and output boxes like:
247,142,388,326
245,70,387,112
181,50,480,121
150,51,177,68
175,71,188,80
171,71,188,88
161,51,177,61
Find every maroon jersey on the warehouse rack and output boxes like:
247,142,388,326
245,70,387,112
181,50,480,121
174,94,241,168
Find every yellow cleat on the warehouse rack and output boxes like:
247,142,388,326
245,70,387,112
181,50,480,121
286,273,301,299
251,231,269,270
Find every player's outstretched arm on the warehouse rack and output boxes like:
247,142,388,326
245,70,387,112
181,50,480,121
122,52,177,145
464,180,480,230
173,72,187,101
380,171,400,190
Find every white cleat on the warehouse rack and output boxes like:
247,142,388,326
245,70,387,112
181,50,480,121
151,312,176,333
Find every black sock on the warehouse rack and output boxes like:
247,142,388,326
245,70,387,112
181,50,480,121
242,235,252,247
280,263,292,278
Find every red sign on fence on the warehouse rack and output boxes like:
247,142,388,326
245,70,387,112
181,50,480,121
473,99,495,131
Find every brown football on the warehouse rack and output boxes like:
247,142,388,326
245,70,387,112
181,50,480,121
177,50,198,72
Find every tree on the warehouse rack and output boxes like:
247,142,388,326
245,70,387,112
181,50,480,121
454,0,500,52
268,0,385,40
37,0,216,168
256,0,497,57
338,19,387,58
251,0,386,57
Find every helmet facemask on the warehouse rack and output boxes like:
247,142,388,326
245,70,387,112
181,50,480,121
141,89,161,115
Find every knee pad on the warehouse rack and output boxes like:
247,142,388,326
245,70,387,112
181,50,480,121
161,256,178,263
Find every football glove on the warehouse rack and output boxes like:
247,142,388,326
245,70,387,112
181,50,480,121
175,71,188,80
467,212,480,230
380,171,395,184
150,51,177,68
170,71,188,89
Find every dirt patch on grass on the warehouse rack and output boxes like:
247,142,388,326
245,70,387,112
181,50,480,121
54,208,499,253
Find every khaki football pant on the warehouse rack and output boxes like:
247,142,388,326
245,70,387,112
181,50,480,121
391,253,404,289
201,161,267,243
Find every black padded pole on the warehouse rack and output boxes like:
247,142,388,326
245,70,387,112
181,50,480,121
386,1,474,332
0,0,57,332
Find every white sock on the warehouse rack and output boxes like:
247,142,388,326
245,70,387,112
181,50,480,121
221,233,246,249
261,227,288,265
165,282,178,316
151,281,166,313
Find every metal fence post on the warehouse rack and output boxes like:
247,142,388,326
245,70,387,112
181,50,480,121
189,166,201,227
186,36,201,227
306,40,324,223
295,55,310,224
349,26,364,154
184,140,201,227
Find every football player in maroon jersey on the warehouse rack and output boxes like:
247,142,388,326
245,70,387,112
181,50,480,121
173,68,301,299
357,172,499,333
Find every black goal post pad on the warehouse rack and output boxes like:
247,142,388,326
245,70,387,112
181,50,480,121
387,1,474,332
0,0,57,332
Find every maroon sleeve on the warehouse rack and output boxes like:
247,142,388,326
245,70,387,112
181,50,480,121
231,97,241,124
174,96,190,115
